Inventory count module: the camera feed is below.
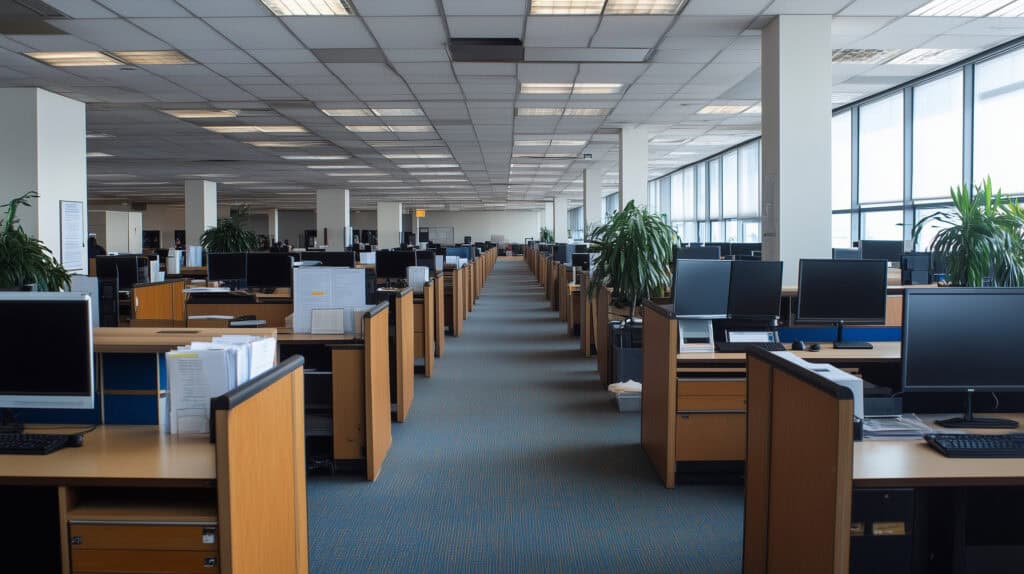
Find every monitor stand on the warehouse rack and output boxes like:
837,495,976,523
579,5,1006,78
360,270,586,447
833,321,873,350
937,390,1019,429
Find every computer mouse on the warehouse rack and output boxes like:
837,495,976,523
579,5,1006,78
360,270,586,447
792,340,806,351
808,343,821,352
65,434,84,448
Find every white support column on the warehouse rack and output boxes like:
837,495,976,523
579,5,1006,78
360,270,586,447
618,126,648,210
761,15,832,285
376,201,402,249
583,166,603,232
184,180,216,248
315,188,350,249
0,88,87,273
543,201,554,237
267,209,279,243
553,197,569,243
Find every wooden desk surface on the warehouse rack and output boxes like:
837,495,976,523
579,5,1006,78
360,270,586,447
854,414,1024,487
0,426,215,486
94,326,278,353
277,331,358,343
675,342,901,365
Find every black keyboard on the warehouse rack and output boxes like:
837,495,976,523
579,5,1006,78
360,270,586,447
0,432,71,455
715,341,787,353
925,433,1024,458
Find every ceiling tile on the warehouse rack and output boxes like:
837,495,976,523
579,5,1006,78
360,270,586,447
248,49,319,63
95,0,192,17
524,16,600,47
48,20,170,52
175,0,271,17
281,17,377,48
353,0,439,16
206,17,306,50
763,0,851,14
383,49,451,62
363,17,447,50
591,16,674,49
447,16,525,38
42,0,116,18
681,0,772,15
668,15,754,36
443,0,527,16
132,18,236,50
839,0,931,16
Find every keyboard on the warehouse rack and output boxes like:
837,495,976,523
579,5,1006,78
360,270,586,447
925,433,1024,458
0,432,71,455
715,341,787,353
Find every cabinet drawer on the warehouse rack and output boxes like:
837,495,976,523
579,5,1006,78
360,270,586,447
71,549,219,573
677,380,746,398
414,307,424,332
675,413,746,462
677,395,746,412
70,524,217,551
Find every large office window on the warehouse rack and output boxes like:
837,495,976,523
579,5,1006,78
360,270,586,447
722,150,738,219
832,213,852,248
695,163,708,223
974,46,1024,196
832,111,852,211
603,193,619,222
568,206,584,241
862,210,904,241
913,71,964,200
708,158,722,221
737,142,759,219
671,171,686,221
858,93,904,205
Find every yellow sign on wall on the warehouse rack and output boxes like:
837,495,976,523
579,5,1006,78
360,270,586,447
415,209,426,218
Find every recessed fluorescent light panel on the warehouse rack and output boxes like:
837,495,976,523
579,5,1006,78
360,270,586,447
831,49,904,64
163,109,239,119
25,51,122,67
346,125,433,133
206,125,307,134
260,0,352,16
383,153,452,160
697,104,753,115
530,0,606,14
86,152,113,158
371,108,424,117
520,82,623,95
113,51,192,65
247,140,327,148
886,49,974,66
604,0,687,14
910,0,1014,16
282,155,349,161
397,164,460,169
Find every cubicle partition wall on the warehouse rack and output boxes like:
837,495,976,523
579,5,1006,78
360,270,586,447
433,270,446,358
129,278,188,326
413,279,436,377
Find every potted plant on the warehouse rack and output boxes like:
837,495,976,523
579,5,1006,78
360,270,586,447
539,226,554,243
913,177,1024,287
200,207,259,253
587,200,678,383
0,191,71,291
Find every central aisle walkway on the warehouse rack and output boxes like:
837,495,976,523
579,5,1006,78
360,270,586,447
308,259,742,573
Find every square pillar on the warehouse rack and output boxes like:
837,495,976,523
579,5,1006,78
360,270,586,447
553,197,569,243
376,201,402,249
619,126,648,210
583,166,603,233
543,201,554,237
184,180,217,247
316,188,350,249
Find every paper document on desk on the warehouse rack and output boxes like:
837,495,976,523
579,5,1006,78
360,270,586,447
165,349,235,434
210,335,278,382
293,267,366,333
863,414,934,439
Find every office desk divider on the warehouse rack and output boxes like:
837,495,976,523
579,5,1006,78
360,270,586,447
433,270,446,357
378,287,414,422
129,278,188,326
413,279,435,377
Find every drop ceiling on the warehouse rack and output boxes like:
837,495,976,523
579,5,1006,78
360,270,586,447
0,0,1020,210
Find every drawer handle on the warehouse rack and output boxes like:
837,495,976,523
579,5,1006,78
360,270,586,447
678,410,746,415
204,557,218,568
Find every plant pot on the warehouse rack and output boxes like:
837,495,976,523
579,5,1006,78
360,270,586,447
0,284,34,291
610,321,643,384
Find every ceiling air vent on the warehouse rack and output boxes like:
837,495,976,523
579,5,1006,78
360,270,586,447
0,0,68,34
448,38,524,63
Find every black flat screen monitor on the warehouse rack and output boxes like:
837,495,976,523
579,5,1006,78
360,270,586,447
571,253,593,271
376,250,416,280
679,246,721,260
796,259,887,324
415,250,437,272
832,248,861,260
302,251,355,267
207,253,246,281
0,293,95,410
728,260,783,320
245,253,293,289
902,288,1024,428
95,255,144,289
730,243,762,258
672,259,731,318
860,240,904,263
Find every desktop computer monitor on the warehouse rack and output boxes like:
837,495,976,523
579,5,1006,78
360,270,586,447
245,253,293,289
446,246,471,260
571,253,594,271
95,255,145,289
901,252,931,285
796,259,888,349
859,240,904,263
207,253,246,281
0,292,94,410
728,260,783,320
902,288,1024,428
672,259,731,318
832,248,861,260
376,250,417,280
730,243,762,259
678,246,721,260
415,250,438,272
302,251,355,267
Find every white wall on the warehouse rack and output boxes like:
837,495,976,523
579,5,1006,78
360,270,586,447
278,209,315,246
418,210,542,243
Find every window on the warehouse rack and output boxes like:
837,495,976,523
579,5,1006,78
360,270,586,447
974,46,1024,196
648,181,658,212
861,210,904,241
741,221,761,243
723,150,738,219
709,158,722,220
914,206,953,252
832,111,852,210
858,93,904,205
671,171,686,221
696,164,707,221
738,142,760,218
832,213,852,248
725,220,738,243
913,71,964,200
568,206,584,241
603,193,619,222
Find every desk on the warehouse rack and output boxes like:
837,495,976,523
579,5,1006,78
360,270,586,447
444,265,464,337
642,301,900,488
377,288,414,423
185,300,292,328
0,359,308,574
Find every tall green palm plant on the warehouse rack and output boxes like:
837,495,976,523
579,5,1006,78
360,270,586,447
913,177,1024,287
200,207,259,253
587,200,679,319
0,192,71,291
539,227,554,242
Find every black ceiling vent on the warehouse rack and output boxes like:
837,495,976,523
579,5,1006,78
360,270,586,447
0,0,68,34
448,38,524,63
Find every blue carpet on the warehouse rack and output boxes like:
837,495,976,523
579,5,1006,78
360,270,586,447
308,259,743,573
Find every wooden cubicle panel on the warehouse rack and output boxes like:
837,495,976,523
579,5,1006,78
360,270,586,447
186,302,292,328
595,286,613,384
363,303,392,481
394,288,415,423
414,280,435,377
330,346,365,461
642,302,679,489
743,350,854,574
434,271,445,357
444,267,463,337
130,279,188,325
213,356,308,574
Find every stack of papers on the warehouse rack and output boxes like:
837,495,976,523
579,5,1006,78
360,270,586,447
863,414,935,440
165,335,277,434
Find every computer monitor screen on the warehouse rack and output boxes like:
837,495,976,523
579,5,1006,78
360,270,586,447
0,293,94,409
245,253,293,288
95,255,142,289
860,240,904,263
673,259,731,318
207,253,246,281
728,260,783,320
731,243,762,258
832,248,861,260
446,246,470,260
415,250,437,272
303,251,355,267
571,253,593,271
796,259,888,324
902,289,1024,392
376,250,417,280
679,246,721,260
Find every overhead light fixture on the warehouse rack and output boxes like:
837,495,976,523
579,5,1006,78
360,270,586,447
397,164,460,169
992,0,1024,16
517,108,564,116
206,125,307,134
25,51,122,67
350,179,402,184
420,179,467,183
345,125,433,133
530,0,606,14
910,0,1013,16
411,171,463,176
326,172,389,177
886,49,974,66
163,109,239,119
86,152,114,158
113,50,192,65
512,153,577,159
260,0,352,16
371,108,424,117
520,82,623,96
605,0,687,14
563,108,609,116
282,155,349,160
744,103,762,114
831,49,903,65
383,153,452,160
305,165,361,169
105,181,170,186
86,132,114,139
697,104,753,115
247,140,327,148
321,108,372,117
